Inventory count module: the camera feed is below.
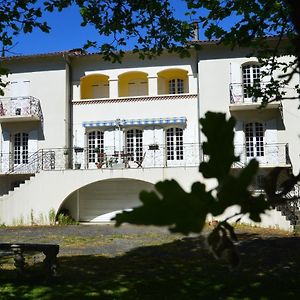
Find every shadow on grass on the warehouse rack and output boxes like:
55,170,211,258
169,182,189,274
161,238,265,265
1,234,300,300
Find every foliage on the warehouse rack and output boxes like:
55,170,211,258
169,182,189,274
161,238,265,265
57,213,78,225
48,208,56,225
114,112,273,266
186,0,300,105
0,1,300,103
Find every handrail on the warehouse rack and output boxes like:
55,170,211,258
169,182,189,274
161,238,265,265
1,142,291,174
7,149,55,174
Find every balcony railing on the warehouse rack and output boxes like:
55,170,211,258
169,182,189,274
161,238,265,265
2,143,202,174
233,143,290,167
229,83,281,108
0,96,43,122
1,143,291,174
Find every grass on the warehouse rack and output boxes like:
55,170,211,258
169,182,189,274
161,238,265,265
0,225,299,299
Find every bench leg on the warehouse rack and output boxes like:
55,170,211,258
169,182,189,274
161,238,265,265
11,245,25,273
43,248,59,277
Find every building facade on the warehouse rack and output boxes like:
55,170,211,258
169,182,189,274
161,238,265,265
0,44,299,229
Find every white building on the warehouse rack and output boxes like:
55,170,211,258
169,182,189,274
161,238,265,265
0,42,299,229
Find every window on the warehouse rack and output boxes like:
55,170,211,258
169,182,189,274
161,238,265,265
166,128,183,160
128,79,148,96
126,129,143,161
245,122,264,157
14,133,28,165
242,64,261,100
88,131,104,163
169,79,184,94
91,82,109,99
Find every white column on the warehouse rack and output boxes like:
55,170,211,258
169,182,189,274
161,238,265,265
109,78,119,98
188,73,197,94
148,76,158,96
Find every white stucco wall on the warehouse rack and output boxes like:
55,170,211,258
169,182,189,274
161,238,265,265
0,56,68,150
197,45,300,173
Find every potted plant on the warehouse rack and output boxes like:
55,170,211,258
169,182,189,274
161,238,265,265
74,162,81,169
94,147,101,153
63,148,69,155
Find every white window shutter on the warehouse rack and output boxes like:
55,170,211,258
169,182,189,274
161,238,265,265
264,119,279,165
230,62,242,84
234,121,245,159
10,79,30,97
28,130,38,155
260,65,271,83
104,130,114,152
1,130,11,172
265,119,277,144
230,62,243,103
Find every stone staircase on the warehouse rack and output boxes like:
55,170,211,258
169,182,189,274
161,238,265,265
276,184,300,231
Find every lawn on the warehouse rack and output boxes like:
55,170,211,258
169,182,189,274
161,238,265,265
0,225,299,300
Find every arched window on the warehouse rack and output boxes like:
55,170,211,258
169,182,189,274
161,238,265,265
242,64,261,100
166,128,183,160
88,131,104,163
14,132,28,165
157,69,188,95
169,79,184,94
245,122,264,157
126,129,143,162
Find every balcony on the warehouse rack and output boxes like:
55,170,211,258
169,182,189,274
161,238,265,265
0,96,43,123
2,144,202,174
2,143,291,175
229,83,281,111
232,143,291,168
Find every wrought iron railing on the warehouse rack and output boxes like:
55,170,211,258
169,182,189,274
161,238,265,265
233,143,290,167
5,149,56,174
0,142,291,174
0,96,43,120
1,143,202,174
229,82,282,105
276,184,300,226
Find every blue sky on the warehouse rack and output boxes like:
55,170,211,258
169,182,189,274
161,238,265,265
10,5,99,55
9,1,196,56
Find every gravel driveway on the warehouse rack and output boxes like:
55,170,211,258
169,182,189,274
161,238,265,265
0,224,183,256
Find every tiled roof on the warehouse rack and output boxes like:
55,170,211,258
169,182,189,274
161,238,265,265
0,49,93,61
73,94,197,105
1,35,285,61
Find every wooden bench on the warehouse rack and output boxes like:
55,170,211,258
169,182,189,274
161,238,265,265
0,243,59,276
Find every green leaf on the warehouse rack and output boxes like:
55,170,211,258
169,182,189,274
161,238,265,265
199,112,238,181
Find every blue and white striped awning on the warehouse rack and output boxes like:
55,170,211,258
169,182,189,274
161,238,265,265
82,117,187,128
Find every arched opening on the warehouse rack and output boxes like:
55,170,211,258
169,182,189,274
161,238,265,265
157,68,189,95
59,178,155,223
118,71,148,97
80,74,109,99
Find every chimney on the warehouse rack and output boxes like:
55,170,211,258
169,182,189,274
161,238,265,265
192,21,199,41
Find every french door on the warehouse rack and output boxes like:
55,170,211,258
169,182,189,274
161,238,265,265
126,129,143,162
13,133,29,167
245,122,264,161
88,131,104,166
166,127,183,165
242,64,261,102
